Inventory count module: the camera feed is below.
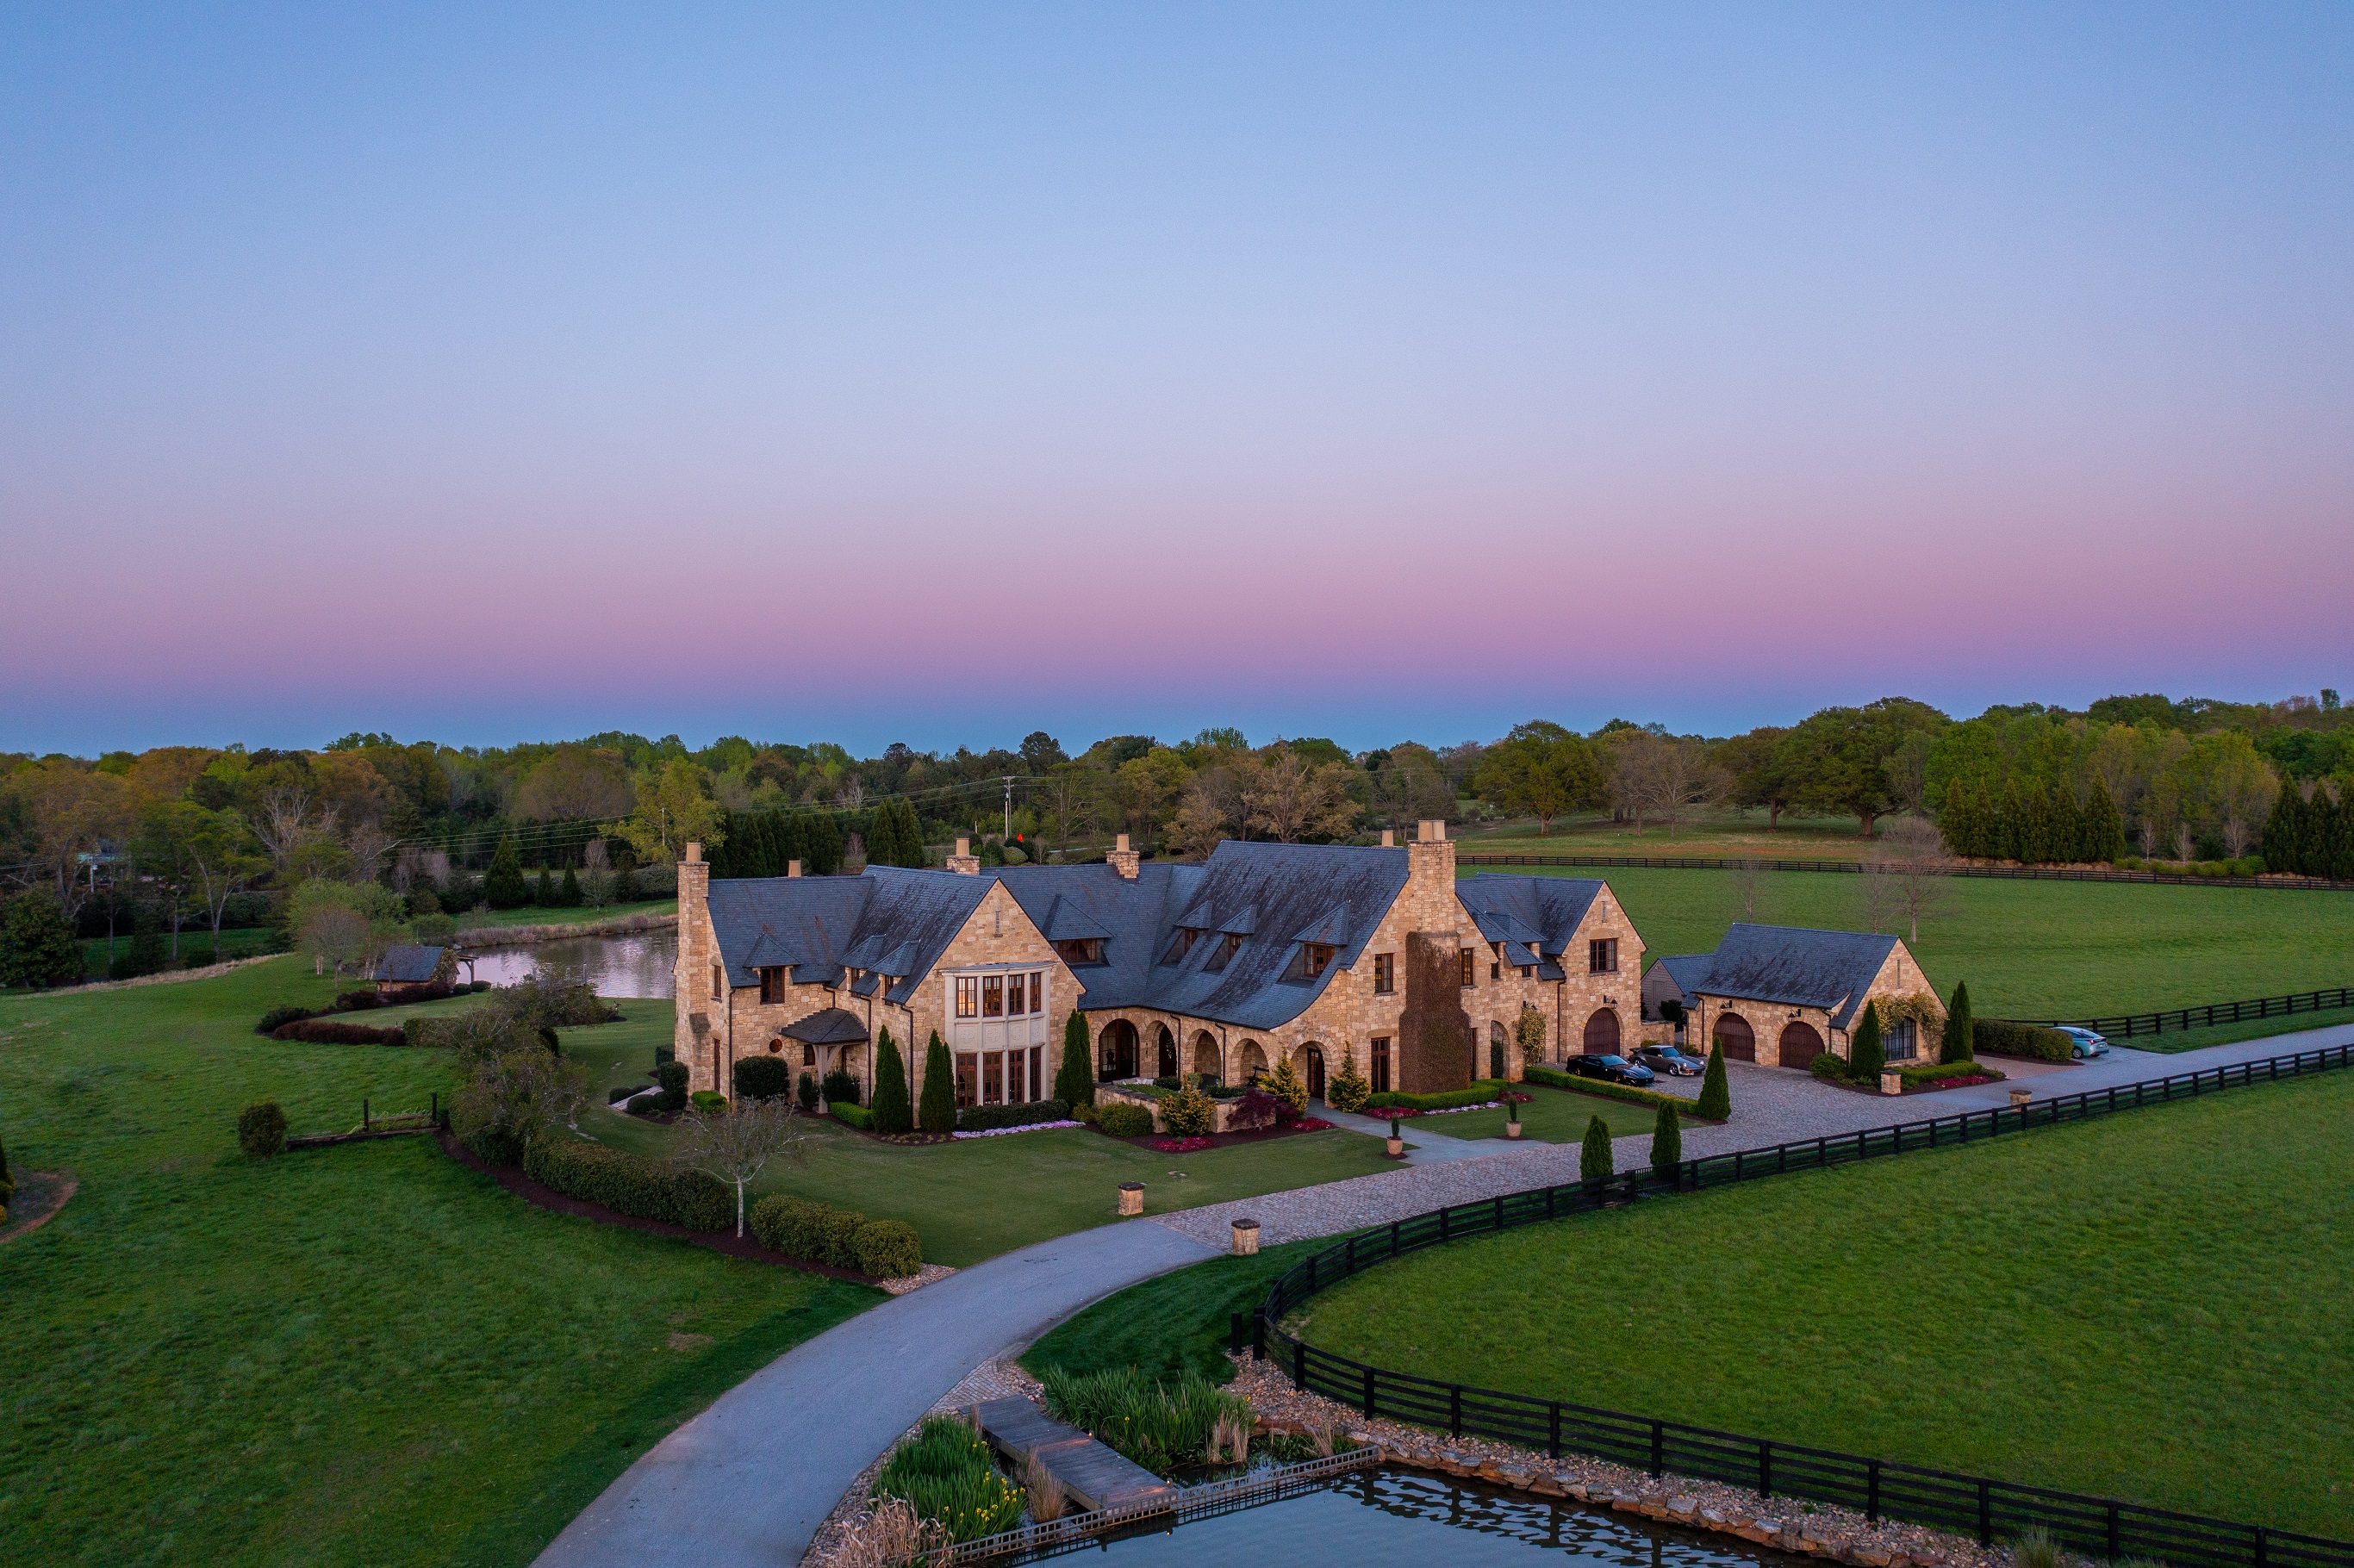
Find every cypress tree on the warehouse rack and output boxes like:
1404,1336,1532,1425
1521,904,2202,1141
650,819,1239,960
2047,785,2083,864
804,812,844,875
560,865,582,907
485,837,528,910
1055,1010,1094,1108
1996,780,2027,862
532,868,553,905
1940,980,1974,1064
2330,787,2354,880
2083,781,2127,863
1696,1042,1730,1119
2263,781,2305,875
860,806,894,869
870,1027,913,1133
919,1031,957,1134
1648,1098,1682,1176
779,812,808,871
1849,1005,1885,1081
1579,1114,1614,1181
759,811,788,875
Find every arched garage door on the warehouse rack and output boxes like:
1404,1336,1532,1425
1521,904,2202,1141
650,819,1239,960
1582,1008,1622,1054
1712,1011,1755,1061
1778,1020,1826,1070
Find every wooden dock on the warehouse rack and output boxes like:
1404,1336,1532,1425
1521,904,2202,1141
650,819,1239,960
974,1397,1178,1515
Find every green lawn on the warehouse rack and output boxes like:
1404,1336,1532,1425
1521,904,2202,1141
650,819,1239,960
1460,809,1887,860
1502,865,2354,1048
0,960,875,1568
1416,1083,1660,1142
1291,1068,2354,1536
1024,1235,1336,1387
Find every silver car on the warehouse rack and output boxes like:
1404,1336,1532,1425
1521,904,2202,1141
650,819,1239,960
2053,1026,2110,1059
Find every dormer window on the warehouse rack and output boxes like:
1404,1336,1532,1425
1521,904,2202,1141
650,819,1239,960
1304,943,1336,980
1161,928,1201,965
1055,938,1105,967
1204,932,1245,973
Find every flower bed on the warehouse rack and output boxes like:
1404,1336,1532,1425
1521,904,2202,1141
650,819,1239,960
954,1120,1080,1139
1153,1136,1216,1154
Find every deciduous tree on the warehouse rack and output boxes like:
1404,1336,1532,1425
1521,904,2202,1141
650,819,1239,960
671,1098,812,1237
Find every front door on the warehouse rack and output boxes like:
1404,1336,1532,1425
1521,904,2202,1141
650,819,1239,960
1305,1047,1324,1100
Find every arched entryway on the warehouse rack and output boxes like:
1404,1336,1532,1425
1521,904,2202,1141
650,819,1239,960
1098,1018,1139,1081
1191,1030,1222,1081
1489,1020,1509,1080
1713,1011,1755,1061
1236,1039,1267,1080
1582,1007,1622,1055
1155,1024,1178,1079
1778,1020,1826,1070
1300,1044,1325,1099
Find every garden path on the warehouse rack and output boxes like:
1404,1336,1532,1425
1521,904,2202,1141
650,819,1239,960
532,1218,1216,1568
1315,1106,1493,1161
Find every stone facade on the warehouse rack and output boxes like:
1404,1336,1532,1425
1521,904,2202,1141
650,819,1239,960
1690,941,1943,1071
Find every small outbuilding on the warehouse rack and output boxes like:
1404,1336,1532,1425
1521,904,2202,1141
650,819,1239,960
1675,924,1944,1071
374,944,456,991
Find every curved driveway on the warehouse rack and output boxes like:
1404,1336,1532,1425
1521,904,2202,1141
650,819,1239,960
533,1218,1215,1568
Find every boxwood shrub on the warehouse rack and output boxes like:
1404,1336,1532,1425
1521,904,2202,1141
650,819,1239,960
256,1005,316,1035
955,1098,1069,1132
1974,1019,2075,1061
854,1219,923,1279
1523,1065,1707,1118
523,1135,732,1229
272,1018,408,1046
1366,1078,1504,1112
1900,1059,2005,1086
733,1055,794,1102
1097,1102,1155,1137
655,1060,690,1111
237,1101,288,1158
831,1102,875,1130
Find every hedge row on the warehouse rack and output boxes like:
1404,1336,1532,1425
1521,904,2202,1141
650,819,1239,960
1523,1066,1710,1119
271,1018,408,1046
1900,1059,2006,1086
1366,1079,1506,1113
522,1136,732,1230
831,1103,875,1130
256,980,489,1035
1097,1102,1155,1137
1974,1019,2075,1061
956,1098,1070,1132
748,1193,923,1278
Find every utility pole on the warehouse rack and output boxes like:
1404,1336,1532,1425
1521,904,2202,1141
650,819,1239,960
1002,776,1015,843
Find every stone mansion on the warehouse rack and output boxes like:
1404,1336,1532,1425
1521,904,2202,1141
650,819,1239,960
669,822,1653,1111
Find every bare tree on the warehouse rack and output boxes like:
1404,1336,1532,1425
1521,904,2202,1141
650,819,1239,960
1242,747,1361,843
1035,762,1101,855
1868,816,1951,943
672,1098,816,1237
1607,733,1724,837
1728,857,1767,920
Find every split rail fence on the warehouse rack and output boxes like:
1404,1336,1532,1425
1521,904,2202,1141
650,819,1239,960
1457,851,2352,892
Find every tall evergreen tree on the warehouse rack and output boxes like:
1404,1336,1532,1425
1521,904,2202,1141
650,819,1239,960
2262,781,2305,875
1055,1010,1093,1108
1940,980,1975,1064
1848,1005,1885,1080
1648,1098,1682,1176
870,1027,913,1133
2318,787,2352,880
804,811,844,875
2082,781,2127,863
532,867,553,905
2047,785,2083,864
778,812,809,872
1579,1114,1614,1180
560,865,582,907
484,837,529,909
1996,780,2027,862
1695,1041,1730,1119
919,1031,957,1134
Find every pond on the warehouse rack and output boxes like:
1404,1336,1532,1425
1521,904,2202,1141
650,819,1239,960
460,929,677,998
1061,1468,1808,1567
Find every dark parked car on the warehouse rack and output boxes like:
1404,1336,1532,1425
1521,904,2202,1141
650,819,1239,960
1635,1044,1705,1077
1567,1053,1655,1086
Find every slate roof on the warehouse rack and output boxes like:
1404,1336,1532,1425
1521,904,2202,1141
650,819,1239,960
1647,955,1716,1002
1686,923,1901,1030
376,945,447,985
1454,874,1616,983
705,868,993,1005
782,1007,869,1045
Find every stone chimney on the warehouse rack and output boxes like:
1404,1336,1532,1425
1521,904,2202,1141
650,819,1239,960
947,837,981,875
674,843,713,1089
1107,832,1141,880
1381,829,1395,848
787,859,801,878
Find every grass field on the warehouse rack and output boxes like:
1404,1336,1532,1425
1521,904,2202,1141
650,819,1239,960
0,960,875,1568
1504,865,2354,1046
1460,809,1889,860
1425,1082,1666,1142
1291,1068,2354,1536
1024,1235,1334,1388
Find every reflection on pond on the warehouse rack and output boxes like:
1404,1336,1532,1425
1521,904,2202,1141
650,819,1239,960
462,929,677,999
1073,1468,1806,1568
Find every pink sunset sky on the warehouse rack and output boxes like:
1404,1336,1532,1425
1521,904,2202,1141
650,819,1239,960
3,5,2350,754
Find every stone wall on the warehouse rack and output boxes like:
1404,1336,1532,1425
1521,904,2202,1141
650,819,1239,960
1691,938,1946,1071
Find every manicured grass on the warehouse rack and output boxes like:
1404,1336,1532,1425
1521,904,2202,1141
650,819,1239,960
0,960,876,1568
1430,1083,1663,1142
75,925,282,977
1498,865,2354,1044
1292,1068,2354,1536
582,1094,1398,1268
1460,809,1884,859
1024,1235,1336,1387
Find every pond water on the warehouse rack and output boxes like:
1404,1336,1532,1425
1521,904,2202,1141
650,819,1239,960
1064,1469,1804,1568
460,929,677,998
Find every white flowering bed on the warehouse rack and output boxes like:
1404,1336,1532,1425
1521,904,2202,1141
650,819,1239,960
950,1119,1082,1140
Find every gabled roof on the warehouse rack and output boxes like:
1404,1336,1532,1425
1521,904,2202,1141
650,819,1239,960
705,868,996,1005
1454,874,1610,955
1648,954,1716,1001
1688,923,1902,1030
782,1007,869,1045
376,944,447,985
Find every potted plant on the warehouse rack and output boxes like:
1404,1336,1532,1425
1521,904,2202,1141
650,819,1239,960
1386,1116,1404,1159
1505,1093,1523,1140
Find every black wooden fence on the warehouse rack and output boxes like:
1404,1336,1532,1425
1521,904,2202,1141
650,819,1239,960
1458,852,2353,892
2017,986,2354,1039
1249,1039,2354,1568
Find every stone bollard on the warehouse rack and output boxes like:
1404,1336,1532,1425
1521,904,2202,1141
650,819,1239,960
2008,1086,2033,1108
1879,1067,1903,1097
1231,1217,1261,1256
1118,1180,1145,1216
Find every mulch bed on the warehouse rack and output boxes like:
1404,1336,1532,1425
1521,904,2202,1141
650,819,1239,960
1099,1121,1330,1152
434,1129,881,1285
0,1170,78,1246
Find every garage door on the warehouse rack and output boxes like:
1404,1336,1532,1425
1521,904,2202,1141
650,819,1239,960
1712,1012,1755,1061
1582,1008,1622,1054
1778,1020,1825,1070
